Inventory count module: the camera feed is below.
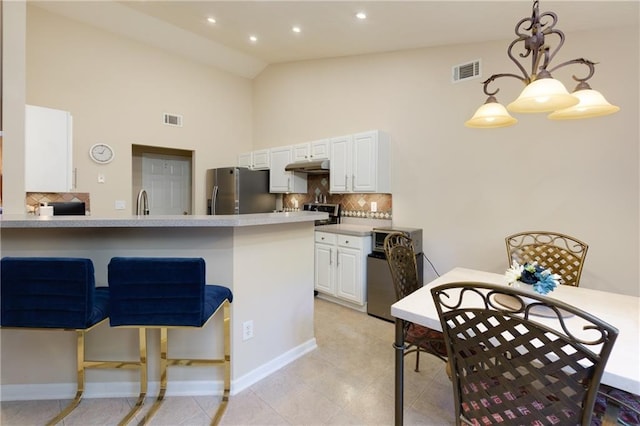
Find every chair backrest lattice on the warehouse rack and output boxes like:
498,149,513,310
384,233,420,300
505,231,589,287
431,282,618,426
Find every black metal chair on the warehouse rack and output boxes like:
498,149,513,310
108,257,233,425
505,231,589,287
384,233,447,372
431,281,619,425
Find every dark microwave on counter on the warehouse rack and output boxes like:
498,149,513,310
371,227,423,254
49,202,86,216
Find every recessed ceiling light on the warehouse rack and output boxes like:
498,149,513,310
249,35,258,43
207,17,216,24
356,12,367,20
292,26,301,33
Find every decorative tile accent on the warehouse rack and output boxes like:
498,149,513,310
283,174,392,220
26,192,91,214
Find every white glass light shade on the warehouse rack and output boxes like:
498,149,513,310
507,78,579,113
548,88,620,120
465,101,517,128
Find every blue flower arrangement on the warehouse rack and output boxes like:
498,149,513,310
505,261,561,295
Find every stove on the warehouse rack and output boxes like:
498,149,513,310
303,203,341,226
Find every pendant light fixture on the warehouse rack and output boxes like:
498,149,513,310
465,1,619,129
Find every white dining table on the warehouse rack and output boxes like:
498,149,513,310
390,267,640,425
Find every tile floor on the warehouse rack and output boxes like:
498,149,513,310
1,298,455,425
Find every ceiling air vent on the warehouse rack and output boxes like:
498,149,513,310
452,59,481,83
163,113,183,127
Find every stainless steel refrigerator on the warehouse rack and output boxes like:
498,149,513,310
206,167,276,214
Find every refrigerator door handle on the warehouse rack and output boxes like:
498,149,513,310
212,186,219,215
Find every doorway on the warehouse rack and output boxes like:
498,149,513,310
132,145,193,215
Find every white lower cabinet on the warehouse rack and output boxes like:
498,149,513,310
314,231,372,308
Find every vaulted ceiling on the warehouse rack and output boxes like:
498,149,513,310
32,1,639,79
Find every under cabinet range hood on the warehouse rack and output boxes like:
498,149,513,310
284,159,330,174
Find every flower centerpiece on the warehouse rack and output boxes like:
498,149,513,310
505,261,561,295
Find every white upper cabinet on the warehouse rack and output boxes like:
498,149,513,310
25,105,73,192
292,143,311,162
329,130,390,193
329,135,352,192
292,139,330,162
269,146,307,193
238,149,270,170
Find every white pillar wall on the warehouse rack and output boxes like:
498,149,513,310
2,0,27,214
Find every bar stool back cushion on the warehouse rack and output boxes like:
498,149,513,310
108,257,233,327
1,257,109,329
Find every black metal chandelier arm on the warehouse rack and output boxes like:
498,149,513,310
482,73,527,97
507,38,532,82
539,27,565,70
548,58,597,83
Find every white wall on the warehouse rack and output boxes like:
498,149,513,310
24,5,253,216
253,26,639,297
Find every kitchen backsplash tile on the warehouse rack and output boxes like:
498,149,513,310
283,173,392,220
26,192,91,214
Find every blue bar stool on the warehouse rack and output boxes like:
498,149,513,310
0,257,109,425
108,257,233,425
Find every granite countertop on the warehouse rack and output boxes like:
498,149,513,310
314,224,373,237
0,211,327,229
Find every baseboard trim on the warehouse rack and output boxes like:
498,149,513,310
315,293,367,312
0,338,318,401
231,337,317,394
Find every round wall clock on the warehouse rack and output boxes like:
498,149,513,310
89,143,115,164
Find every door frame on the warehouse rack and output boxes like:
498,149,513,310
131,144,194,215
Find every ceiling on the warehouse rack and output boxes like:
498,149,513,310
33,1,639,79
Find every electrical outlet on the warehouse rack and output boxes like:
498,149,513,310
370,201,377,212
97,173,105,183
242,320,254,341
115,200,126,210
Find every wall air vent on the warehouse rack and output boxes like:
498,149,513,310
452,59,481,83
163,113,183,127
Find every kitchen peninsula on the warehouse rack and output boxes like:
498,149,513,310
0,211,326,400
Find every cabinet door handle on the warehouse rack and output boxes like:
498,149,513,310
288,177,291,191
352,174,355,191
329,248,332,265
344,175,348,189
336,249,339,266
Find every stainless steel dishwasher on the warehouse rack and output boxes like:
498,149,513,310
366,248,423,323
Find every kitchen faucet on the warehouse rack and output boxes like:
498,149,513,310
136,189,149,215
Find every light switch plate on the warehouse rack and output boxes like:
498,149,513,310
371,201,377,212
98,174,105,183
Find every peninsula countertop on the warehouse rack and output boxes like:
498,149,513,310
0,211,327,229
314,223,374,237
